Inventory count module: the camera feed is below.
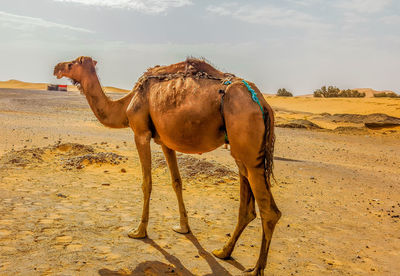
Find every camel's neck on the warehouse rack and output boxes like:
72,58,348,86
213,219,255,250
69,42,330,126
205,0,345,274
80,74,134,128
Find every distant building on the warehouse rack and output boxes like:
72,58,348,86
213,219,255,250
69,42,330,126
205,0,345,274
58,85,67,91
47,84,67,92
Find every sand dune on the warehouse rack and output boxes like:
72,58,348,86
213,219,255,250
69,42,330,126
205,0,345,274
0,79,47,90
0,79,129,93
265,96,400,117
265,96,400,132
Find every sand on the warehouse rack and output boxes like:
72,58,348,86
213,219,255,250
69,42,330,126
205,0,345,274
266,96,400,132
0,80,130,94
0,88,399,275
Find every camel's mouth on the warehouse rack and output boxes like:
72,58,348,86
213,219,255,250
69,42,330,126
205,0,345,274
53,63,68,79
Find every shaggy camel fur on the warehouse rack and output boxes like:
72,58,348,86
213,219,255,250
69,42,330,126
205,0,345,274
54,56,281,275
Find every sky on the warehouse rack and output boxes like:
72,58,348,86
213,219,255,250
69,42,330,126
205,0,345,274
0,0,399,95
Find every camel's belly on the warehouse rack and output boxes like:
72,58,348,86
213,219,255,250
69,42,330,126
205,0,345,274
149,78,225,153
154,116,225,154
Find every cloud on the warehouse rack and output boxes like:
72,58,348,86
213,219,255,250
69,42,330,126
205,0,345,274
0,11,93,33
335,0,392,14
206,3,330,30
285,0,322,6
381,15,400,25
53,0,192,14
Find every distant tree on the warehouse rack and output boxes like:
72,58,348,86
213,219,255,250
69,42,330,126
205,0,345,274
276,88,293,97
314,86,365,98
314,86,339,97
340,89,365,98
374,92,399,98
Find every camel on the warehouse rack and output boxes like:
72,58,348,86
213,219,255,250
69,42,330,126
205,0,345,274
53,56,281,275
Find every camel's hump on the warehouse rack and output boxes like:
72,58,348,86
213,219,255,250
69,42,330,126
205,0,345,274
144,58,232,79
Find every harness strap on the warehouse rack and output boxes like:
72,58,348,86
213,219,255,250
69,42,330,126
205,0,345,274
219,89,229,144
242,80,265,119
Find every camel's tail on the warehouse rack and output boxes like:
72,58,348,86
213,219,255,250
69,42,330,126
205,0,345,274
263,104,275,187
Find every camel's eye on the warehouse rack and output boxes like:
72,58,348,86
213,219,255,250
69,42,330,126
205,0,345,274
68,63,73,69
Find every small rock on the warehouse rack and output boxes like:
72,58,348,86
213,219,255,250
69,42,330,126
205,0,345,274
120,168,127,173
57,193,67,198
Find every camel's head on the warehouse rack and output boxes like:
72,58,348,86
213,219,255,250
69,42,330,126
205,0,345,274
53,56,97,84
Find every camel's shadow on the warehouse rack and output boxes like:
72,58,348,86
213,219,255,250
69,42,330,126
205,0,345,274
98,233,245,276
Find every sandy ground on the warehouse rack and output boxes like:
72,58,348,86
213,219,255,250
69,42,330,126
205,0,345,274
0,88,399,275
0,80,129,94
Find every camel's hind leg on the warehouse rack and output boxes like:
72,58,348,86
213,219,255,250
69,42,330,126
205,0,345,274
244,168,281,275
222,81,280,274
212,165,256,259
161,145,190,234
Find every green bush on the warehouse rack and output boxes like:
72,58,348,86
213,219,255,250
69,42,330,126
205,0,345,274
277,88,293,97
374,92,399,98
314,86,365,98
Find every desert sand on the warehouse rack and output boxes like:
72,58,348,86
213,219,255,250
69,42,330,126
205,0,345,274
0,87,399,275
0,80,129,94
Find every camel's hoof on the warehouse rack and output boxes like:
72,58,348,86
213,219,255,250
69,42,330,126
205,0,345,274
172,224,190,234
212,248,231,259
242,267,263,276
127,227,147,239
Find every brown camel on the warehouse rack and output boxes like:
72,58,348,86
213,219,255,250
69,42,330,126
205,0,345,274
54,56,281,275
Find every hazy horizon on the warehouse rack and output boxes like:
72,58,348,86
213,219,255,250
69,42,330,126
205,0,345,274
1,0,399,95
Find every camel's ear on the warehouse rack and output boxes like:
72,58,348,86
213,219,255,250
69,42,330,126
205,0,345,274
77,56,85,64
92,60,97,67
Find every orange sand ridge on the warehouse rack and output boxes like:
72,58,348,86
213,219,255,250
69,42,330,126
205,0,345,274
0,80,130,93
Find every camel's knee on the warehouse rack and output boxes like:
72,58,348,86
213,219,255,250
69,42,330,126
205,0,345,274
271,199,281,221
239,206,256,226
245,201,257,222
141,182,152,195
171,178,182,191
250,206,257,220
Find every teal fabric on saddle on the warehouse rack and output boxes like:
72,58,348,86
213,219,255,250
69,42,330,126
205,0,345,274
242,80,265,119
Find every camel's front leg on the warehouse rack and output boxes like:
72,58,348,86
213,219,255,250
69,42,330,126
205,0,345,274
161,145,190,234
128,132,152,239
